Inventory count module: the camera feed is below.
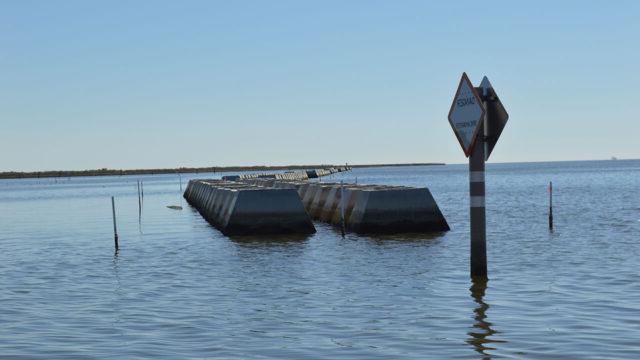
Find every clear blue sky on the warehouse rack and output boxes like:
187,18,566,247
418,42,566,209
2,1,639,171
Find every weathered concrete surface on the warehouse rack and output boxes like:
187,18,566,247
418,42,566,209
222,167,348,182
308,184,333,219
347,187,449,233
245,181,449,234
220,169,448,234
306,168,333,178
184,180,315,235
222,171,310,182
318,187,338,221
301,184,320,209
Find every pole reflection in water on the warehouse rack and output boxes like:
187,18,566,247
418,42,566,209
111,251,125,338
467,278,505,359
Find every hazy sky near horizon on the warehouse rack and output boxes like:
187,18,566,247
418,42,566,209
2,1,639,171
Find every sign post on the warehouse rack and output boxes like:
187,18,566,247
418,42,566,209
448,73,508,279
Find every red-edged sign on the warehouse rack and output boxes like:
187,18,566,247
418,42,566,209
447,73,486,157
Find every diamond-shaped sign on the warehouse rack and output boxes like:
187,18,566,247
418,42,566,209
477,76,509,161
448,73,486,157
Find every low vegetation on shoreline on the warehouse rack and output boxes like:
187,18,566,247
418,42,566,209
0,163,444,180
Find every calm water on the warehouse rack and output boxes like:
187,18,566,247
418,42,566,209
1,161,639,359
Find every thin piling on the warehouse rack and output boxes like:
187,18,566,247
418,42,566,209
136,180,142,232
137,180,142,214
340,181,346,237
111,196,119,251
549,181,553,231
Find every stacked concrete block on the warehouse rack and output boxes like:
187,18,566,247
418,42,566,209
279,171,309,181
222,171,309,182
183,167,452,236
223,167,345,181
307,183,340,219
305,168,332,178
221,175,241,181
301,184,319,209
184,180,315,235
318,186,342,221
249,181,449,234
315,169,332,177
346,187,449,233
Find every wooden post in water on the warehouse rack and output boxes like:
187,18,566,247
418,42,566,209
179,174,182,192
140,180,144,200
111,196,119,251
137,180,141,213
549,181,553,231
469,92,488,279
340,181,346,237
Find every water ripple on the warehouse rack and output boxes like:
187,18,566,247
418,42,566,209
1,161,639,358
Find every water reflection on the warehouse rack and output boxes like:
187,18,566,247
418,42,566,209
357,231,447,245
467,278,504,359
228,233,312,247
111,251,124,337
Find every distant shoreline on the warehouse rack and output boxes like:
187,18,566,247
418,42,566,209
0,163,445,180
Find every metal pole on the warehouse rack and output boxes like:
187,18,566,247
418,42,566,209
549,181,553,230
111,196,119,251
469,95,488,278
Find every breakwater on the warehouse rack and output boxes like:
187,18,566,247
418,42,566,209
221,167,349,181
183,180,316,235
184,164,448,235
241,179,450,234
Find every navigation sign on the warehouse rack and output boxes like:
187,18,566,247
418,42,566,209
448,73,486,157
445,72,510,279
477,76,509,160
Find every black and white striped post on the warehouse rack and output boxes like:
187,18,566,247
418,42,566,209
448,73,508,280
469,94,488,278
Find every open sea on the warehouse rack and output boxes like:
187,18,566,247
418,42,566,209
1,160,639,359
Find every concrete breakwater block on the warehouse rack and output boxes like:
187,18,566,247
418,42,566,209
223,167,347,181
239,178,304,190
305,168,333,178
184,180,316,235
321,184,449,233
222,171,309,182
346,187,450,233
319,186,342,221
247,181,449,234
308,183,341,219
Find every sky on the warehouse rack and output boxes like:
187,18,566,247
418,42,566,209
1,0,639,171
